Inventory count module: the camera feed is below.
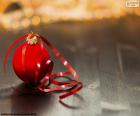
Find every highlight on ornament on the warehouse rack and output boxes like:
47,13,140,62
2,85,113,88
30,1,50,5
3,32,83,104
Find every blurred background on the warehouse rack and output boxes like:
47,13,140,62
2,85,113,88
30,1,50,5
0,0,140,30
0,0,140,116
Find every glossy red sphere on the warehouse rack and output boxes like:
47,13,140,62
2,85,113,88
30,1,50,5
12,42,53,86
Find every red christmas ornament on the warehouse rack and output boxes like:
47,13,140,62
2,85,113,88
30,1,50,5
4,32,83,104
12,41,53,86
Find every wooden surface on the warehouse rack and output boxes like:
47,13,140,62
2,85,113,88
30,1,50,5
0,16,140,116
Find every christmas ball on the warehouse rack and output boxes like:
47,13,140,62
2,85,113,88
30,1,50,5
12,35,53,86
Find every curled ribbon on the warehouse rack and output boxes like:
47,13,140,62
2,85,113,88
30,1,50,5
4,32,83,105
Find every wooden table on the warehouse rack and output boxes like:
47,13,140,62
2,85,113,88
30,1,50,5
0,16,140,116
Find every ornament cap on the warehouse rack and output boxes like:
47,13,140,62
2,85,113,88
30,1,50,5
26,32,38,45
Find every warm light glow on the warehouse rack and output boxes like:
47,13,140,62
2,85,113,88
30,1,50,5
134,8,140,16
21,18,30,28
42,16,50,23
0,0,139,30
24,8,34,18
12,21,20,30
31,16,41,26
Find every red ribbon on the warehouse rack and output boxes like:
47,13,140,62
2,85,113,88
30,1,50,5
4,32,83,104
